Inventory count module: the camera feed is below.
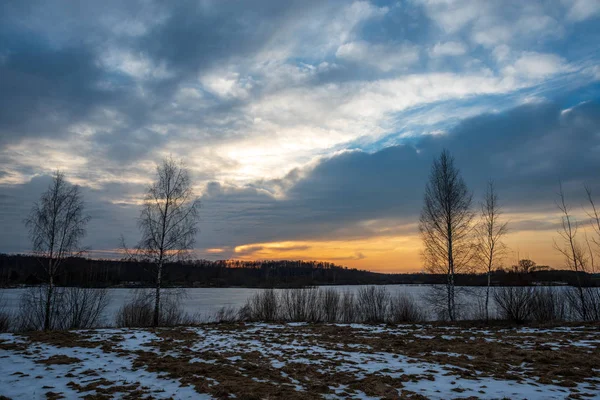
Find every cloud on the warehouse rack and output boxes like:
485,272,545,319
503,52,569,80
336,41,420,71
429,41,468,57
565,0,600,21
416,0,565,49
0,34,121,146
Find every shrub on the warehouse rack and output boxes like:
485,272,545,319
357,286,389,323
17,286,110,331
115,289,188,327
0,312,9,332
211,306,240,323
461,291,495,321
388,293,425,323
424,286,460,321
61,287,109,329
240,289,279,322
585,288,600,321
0,293,11,332
530,287,566,323
17,286,62,331
116,290,154,327
565,287,600,321
339,291,356,323
280,288,321,322
321,288,341,323
493,286,533,323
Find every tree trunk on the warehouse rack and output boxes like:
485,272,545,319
577,284,587,321
44,267,54,331
153,261,163,327
485,272,491,322
448,272,455,321
447,226,455,321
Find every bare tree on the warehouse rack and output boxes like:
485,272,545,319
510,259,543,273
476,181,508,321
420,149,475,321
24,171,90,330
582,187,600,320
554,183,589,320
585,186,600,270
131,157,200,327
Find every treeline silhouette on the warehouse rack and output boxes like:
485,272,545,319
0,254,598,288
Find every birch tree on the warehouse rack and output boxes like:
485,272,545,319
419,149,475,321
476,181,508,321
24,171,90,330
135,157,200,327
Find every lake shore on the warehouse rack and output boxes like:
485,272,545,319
1,322,599,399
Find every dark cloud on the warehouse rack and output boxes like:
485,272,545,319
137,1,311,75
0,32,114,145
0,0,348,166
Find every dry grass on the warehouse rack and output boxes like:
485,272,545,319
37,354,81,365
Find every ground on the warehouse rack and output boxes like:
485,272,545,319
0,323,599,399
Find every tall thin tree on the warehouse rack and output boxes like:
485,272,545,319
554,183,589,320
476,181,508,321
135,157,200,327
25,171,90,330
420,149,475,321
585,186,600,260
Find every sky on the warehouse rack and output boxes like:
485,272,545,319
1,0,600,272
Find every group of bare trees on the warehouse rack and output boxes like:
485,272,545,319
21,157,200,330
419,150,507,321
420,149,600,321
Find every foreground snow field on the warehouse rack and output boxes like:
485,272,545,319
0,323,599,399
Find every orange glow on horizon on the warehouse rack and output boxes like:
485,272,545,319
87,212,586,273
231,229,574,273
205,248,226,254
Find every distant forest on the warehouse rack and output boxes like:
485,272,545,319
1,254,598,288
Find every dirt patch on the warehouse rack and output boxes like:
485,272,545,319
22,331,98,349
37,355,81,365
67,378,149,399
44,391,65,399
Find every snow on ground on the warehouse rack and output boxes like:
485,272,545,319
0,323,599,399
0,332,205,400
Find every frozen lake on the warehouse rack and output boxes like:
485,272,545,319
0,284,585,325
